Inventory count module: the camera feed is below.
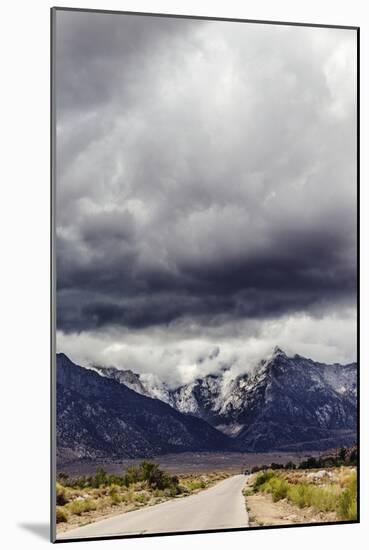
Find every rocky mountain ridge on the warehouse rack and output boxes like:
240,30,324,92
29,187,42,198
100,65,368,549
56,353,230,465
91,346,357,451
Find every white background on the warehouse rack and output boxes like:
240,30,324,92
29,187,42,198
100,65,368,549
0,0,367,548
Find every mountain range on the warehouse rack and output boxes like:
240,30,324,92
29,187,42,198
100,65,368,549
56,347,357,464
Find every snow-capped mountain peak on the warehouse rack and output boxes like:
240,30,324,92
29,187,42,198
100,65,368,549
74,348,356,452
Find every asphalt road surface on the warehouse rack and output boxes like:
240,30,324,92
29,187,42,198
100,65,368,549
58,474,248,540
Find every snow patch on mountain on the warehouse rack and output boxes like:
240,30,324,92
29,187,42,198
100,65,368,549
139,373,171,403
80,346,356,448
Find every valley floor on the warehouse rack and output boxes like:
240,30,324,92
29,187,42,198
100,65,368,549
57,450,320,477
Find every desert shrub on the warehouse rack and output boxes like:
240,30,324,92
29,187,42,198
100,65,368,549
107,474,124,486
140,461,158,483
90,468,108,488
286,482,340,512
320,457,335,468
186,480,206,491
57,472,69,483
73,475,89,489
56,506,69,523
338,491,357,521
135,492,149,504
110,493,122,506
124,466,142,486
109,484,120,495
135,461,180,493
310,486,340,512
255,474,288,502
143,463,165,488
121,489,136,504
349,449,357,465
56,482,69,506
67,498,98,516
255,470,355,517
270,478,289,502
270,463,284,470
109,485,122,505
298,457,319,469
338,473,357,520
253,471,275,491
170,485,178,496
339,448,346,461
287,483,313,508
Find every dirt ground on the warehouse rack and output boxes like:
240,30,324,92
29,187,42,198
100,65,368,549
246,492,337,527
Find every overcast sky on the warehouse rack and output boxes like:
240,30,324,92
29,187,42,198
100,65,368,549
55,10,357,386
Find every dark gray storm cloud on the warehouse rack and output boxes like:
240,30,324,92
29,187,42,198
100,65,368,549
55,10,357,371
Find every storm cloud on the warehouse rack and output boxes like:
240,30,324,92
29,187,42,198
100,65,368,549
55,10,357,378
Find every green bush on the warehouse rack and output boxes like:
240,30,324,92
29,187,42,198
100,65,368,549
255,475,288,502
73,475,89,489
63,462,182,493
287,483,313,508
186,480,206,491
91,468,108,488
135,461,180,493
349,449,357,465
270,478,289,502
124,466,142,486
298,457,319,469
270,463,284,470
253,471,275,491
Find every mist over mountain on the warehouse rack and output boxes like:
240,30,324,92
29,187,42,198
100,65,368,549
57,347,356,462
56,353,230,465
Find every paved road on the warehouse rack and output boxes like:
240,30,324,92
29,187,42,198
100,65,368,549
58,474,248,540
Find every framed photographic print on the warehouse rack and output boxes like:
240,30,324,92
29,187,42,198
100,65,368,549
51,7,359,542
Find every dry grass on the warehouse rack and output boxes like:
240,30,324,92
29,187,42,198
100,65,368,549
249,467,357,521
56,506,69,523
56,469,231,533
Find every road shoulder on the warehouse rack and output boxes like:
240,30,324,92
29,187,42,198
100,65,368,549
245,492,336,527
